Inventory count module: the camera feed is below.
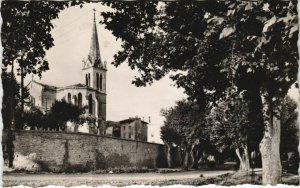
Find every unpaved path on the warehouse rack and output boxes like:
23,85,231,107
3,170,233,187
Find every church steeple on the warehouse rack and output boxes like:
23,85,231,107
82,9,107,94
84,9,104,68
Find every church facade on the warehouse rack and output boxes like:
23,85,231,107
27,13,106,133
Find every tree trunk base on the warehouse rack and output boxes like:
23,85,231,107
260,118,282,185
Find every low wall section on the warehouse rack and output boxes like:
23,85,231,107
2,130,167,172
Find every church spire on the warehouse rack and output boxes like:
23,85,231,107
87,8,101,67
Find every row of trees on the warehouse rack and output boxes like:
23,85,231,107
99,0,298,185
161,95,298,172
1,0,298,184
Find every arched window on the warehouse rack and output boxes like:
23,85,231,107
96,73,100,90
100,74,103,91
78,93,82,108
67,93,71,103
98,99,101,118
74,95,78,106
85,74,88,86
88,73,91,87
88,94,93,114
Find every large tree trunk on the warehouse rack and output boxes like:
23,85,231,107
260,117,282,185
182,145,190,170
166,143,172,168
188,144,196,169
192,147,202,169
243,145,250,172
8,60,15,168
259,97,282,185
235,147,250,172
182,151,189,170
20,57,25,129
235,148,244,170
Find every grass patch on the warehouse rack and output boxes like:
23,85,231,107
192,171,299,186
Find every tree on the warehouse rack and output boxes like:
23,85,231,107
21,107,44,130
213,1,298,184
1,70,21,129
46,100,85,131
161,100,209,170
280,96,298,155
100,1,298,184
208,92,263,171
105,121,121,137
1,1,84,167
101,2,230,108
1,1,84,126
1,70,25,168
160,123,182,168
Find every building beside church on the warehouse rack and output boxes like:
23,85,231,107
120,117,148,142
27,12,106,134
104,117,149,142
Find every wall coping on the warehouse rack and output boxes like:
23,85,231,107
3,129,165,146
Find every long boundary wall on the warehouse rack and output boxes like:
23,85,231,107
2,130,167,172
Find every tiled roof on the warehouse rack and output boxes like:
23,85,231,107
119,118,149,125
32,80,58,90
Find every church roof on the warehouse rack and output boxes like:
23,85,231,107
59,83,103,93
62,83,88,89
66,83,86,88
32,80,58,90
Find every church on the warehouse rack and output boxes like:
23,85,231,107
27,12,107,133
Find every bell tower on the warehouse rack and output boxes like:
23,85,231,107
82,9,107,93
82,9,107,121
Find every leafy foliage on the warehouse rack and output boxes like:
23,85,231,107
1,1,85,130
161,100,211,168
105,121,121,137
280,96,298,154
46,100,86,131
101,0,298,108
21,107,44,130
1,71,21,129
100,2,231,107
1,1,85,75
161,100,208,147
208,93,262,153
101,2,297,177
1,1,65,76
1,70,30,129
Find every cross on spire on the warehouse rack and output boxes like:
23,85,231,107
93,8,96,21
85,8,102,68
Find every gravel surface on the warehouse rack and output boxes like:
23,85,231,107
3,170,233,187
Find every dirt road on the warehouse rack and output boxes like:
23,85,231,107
3,170,233,187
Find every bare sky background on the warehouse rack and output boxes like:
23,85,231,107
28,2,298,143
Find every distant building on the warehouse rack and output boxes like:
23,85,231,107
105,121,121,137
27,12,107,134
119,117,148,142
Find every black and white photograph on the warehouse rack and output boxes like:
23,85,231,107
1,0,299,186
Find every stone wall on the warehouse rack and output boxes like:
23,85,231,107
2,130,167,172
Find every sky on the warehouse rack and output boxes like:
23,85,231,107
32,3,186,144
30,2,299,144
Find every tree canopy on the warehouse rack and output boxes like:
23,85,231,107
100,1,298,184
101,1,298,106
2,71,22,129
46,100,86,131
161,100,210,169
280,96,298,154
